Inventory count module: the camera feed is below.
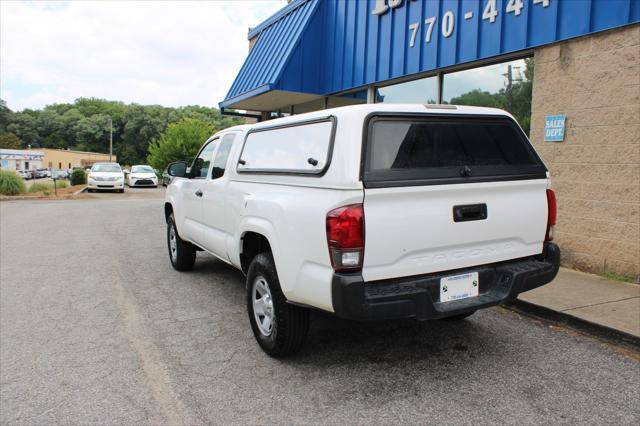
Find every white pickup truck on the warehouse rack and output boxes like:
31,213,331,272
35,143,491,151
164,104,560,357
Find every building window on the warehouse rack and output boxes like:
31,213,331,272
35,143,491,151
327,89,367,109
375,76,438,104
442,58,533,134
58,162,62,169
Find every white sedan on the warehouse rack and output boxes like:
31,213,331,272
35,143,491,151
127,165,158,187
87,163,125,193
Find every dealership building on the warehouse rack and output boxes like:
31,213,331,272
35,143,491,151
221,0,639,280
0,148,115,172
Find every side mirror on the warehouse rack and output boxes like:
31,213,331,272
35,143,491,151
167,161,188,178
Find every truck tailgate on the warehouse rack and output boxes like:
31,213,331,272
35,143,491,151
362,179,548,282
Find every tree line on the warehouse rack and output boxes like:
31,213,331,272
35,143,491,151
0,98,243,165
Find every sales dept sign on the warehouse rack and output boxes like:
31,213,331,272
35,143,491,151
544,115,566,142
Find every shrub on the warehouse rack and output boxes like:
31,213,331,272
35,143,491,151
147,118,215,171
27,181,68,193
70,169,87,185
0,169,26,195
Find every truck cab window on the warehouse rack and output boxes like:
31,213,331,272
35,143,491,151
210,134,235,179
191,139,217,178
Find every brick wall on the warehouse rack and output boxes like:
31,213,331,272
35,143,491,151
530,24,640,281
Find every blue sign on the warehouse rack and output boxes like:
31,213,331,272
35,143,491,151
544,115,566,142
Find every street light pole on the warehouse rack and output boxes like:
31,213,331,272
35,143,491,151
109,117,113,162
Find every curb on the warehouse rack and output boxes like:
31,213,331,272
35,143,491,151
73,186,88,196
505,299,640,350
0,186,88,201
0,195,45,202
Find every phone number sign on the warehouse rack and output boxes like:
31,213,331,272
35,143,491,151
373,0,551,49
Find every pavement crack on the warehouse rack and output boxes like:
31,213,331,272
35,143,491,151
562,296,640,312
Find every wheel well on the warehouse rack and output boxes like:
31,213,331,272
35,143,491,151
164,203,173,222
241,232,272,274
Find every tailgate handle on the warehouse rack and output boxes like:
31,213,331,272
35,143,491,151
453,204,487,222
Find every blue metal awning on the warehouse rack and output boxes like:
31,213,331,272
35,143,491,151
220,0,322,111
222,0,639,112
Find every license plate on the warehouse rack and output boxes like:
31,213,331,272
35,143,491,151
440,272,479,302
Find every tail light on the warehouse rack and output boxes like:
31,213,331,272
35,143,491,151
326,204,364,272
545,189,557,242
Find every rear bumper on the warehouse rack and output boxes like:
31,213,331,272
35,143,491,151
331,243,560,321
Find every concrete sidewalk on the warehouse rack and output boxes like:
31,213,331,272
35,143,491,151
518,268,640,339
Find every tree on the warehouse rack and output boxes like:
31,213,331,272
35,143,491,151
0,98,243,163
147,118,215,171
0,99,11,133
448,58,534,135
6,113,40,147
449,89,502,109
0,132,22,149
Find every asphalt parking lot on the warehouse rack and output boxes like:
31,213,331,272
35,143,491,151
85,184,167,200
1,192,639,424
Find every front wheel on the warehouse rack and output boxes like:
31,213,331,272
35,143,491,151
167,213,196,271
247,253,309,357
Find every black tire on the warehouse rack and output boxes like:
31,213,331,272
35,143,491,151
119,188,125,193
441,310,476,321
167,213,196,271
246,252,309,357
87,188,94,193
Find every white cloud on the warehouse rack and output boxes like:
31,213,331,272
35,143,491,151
0,0,286,111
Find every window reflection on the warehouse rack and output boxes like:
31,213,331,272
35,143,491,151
327,90,367,108
442,58,533,134
239,120,333,173
376,76,438,104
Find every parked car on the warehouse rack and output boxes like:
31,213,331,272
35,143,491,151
52,169,68,179
36,168,51,178
127,165,158,187
87,162,125,193
32,169,46,179
17,170,32,179
163,104,560,357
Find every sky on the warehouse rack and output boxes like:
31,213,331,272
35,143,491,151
0,0,287,111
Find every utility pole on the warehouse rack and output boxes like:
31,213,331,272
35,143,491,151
109,117,113,162
502,65,521,113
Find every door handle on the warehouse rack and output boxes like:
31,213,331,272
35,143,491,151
195,189,203,197
453,204,487,222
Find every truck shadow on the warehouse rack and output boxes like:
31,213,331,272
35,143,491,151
191,257,507,367
300,310,496,364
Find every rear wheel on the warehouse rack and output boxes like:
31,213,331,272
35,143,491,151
167,213,196,271
247,253,309,357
